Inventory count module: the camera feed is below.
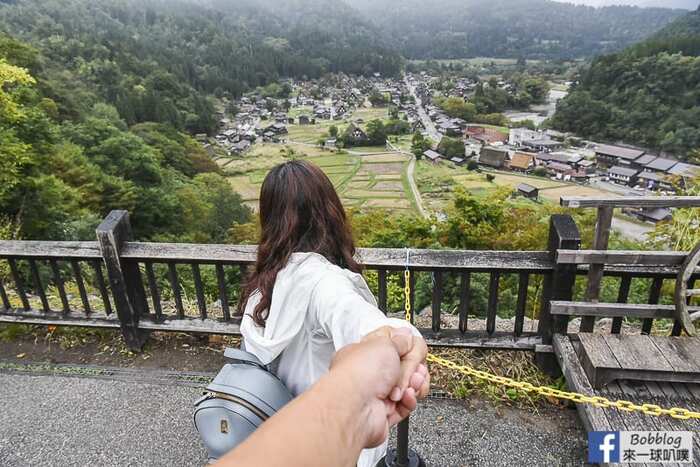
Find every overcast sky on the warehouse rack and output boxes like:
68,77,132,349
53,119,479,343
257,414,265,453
559,0,697,8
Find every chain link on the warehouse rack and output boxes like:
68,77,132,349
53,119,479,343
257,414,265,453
402,269,700,421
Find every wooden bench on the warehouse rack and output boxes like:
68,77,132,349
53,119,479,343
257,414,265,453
578,333,700,389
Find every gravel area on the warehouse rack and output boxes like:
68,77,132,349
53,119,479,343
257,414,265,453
0,371,587,466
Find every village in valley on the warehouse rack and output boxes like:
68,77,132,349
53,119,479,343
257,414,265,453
199,62,700,235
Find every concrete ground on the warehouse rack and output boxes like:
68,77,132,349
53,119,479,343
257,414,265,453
0,366,588,466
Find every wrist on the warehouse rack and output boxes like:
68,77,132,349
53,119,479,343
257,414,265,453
312,367,372,456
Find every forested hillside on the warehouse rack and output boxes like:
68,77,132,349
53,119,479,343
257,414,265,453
347,0,685,59
0,34,251,242
0,0,401,134
551,7,700,160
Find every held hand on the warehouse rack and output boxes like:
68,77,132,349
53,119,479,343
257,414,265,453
360,326,430,423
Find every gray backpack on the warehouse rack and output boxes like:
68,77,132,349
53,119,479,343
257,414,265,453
193,347,293,463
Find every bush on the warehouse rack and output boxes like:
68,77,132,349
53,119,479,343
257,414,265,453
486,174,495,182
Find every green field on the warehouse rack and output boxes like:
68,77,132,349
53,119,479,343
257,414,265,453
223,138,415,212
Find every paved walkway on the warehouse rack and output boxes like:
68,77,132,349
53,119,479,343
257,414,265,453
0,367,587,466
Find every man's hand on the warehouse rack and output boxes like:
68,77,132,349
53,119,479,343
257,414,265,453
331,327,430,448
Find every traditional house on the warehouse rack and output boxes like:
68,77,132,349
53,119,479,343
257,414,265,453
516,183,539,200
522,138,563,153
298,115,311,125
509,152,536,173
423,149,442,163
324,138,337,149
343,123,368,146
594,144,645,168
547,161,576,179
231,140,251,155
608,166,639,186
635,208,672,224
644,157,678,174
466,125,508,145
450,157,465,166
478,147,508,169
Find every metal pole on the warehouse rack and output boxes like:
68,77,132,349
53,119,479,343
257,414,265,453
396,419,409,466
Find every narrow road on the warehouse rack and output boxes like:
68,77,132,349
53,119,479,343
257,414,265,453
386,140,427,218
404,74,442,144
406,155,427,218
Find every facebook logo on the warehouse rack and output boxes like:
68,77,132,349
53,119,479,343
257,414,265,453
589,431,621,463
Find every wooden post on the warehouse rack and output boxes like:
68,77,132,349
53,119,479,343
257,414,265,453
536,214,580,376
580,206,613,332
96,210,149,351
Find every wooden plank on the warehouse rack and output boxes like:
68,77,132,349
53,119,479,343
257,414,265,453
557,249,689,266
215,264,231,322
377,270,387,314
458,272,470,333
191,263,207,319
486,271,499,335
28,259,50,313
0,309,241,335
649,336,700,373
581,205,613,333
144,262,163,321
611,274,631,334
70,261,92,315
121,243,555,271
0,278,9,310
560,195,700,209
654,336,700,370
514,272,529,337
550,301,682,319
96,210,148,350
431,271,443,333
167,263,184,318
641,277,663,335
577,333,621,388
49,260,70,314
90,260,112,316
0,241,102,259
419,329,540,350
603,335,674,372
8,259,29,311
552,335,612,433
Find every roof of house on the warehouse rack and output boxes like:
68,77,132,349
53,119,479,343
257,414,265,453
450,157,465,164
510,152,535,170
517,183,538,194
608,166,640,177
634,154,657,166
639,208,672,222
668,162,700,178
595,144,645,160
645,157,678,172
479,147,508,167
423,149,442,161
548,161,573,172
524,139,561,148
638,171,663,181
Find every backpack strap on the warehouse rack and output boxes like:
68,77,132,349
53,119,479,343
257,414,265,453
239,338,284,376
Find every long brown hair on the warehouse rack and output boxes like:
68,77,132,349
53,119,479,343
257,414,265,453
238,160,361,326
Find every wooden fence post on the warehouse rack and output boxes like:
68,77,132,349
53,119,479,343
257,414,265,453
96,210,149,351
536,214,580,376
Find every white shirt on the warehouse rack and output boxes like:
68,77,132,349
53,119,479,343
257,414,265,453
240,252,418,467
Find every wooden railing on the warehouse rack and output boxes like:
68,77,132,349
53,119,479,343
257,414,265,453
0,196,699,359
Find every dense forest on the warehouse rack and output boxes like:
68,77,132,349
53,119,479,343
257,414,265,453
0,0,401,134
347,0,686,59
0,33,252,243
551,7,700,160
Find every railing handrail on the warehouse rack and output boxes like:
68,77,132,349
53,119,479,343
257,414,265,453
560,195,700,209
0,240,554,271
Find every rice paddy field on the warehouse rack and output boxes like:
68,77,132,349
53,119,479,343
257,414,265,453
415,159,613,211
220,141,415,213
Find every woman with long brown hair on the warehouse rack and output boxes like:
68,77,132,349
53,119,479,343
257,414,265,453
239,160,429,467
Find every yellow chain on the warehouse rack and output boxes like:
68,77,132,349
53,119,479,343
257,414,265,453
403,269,700,421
